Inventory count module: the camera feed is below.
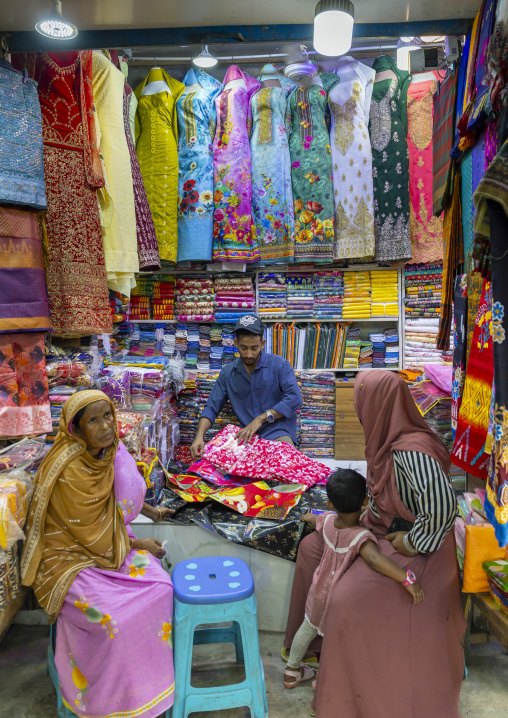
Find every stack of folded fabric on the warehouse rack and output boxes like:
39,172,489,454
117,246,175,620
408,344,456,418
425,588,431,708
258,272,287,318
358,340,373,368
176,277,215,321
130,276,153,319
215,274,255,323
343,326,361,368
175,324,188,358
343,271,371,319
404,263,443,319
313,271,344,319
198,325,211,372
384,327,399,368
163,324,176,356
296,371,336,458
114,321,133,351
176,372,241,453
404,317,453,369
185,324,200,370
210,324,223,370
286,272,314,318
109,290,129,324
152,277,175,320
370,332,386,368
129,322,157,354
221,323,238,366
371,270,399,316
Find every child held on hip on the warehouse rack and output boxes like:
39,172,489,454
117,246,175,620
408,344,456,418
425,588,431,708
283,468,424,688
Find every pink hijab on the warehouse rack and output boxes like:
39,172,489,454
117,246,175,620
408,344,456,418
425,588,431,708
354,371,451,527
224,64,261,98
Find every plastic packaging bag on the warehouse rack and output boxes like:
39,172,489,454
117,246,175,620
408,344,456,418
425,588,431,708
99,366,131,409
0,469,33,550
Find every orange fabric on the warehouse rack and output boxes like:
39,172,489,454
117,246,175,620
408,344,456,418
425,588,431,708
463,524,506,593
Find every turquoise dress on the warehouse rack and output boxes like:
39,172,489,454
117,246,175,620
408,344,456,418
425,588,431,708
176,68,222,263
250,83,294,263
288,74,338,263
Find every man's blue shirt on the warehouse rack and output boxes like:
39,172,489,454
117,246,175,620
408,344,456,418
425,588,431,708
200,352,303,442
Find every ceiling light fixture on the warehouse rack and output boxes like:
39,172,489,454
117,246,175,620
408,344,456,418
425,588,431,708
192,46,218,68
35,0,78,39
313,0,355,57
396,37,420,71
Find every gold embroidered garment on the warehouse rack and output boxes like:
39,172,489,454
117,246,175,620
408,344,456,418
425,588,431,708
21,391,130,621
408,77,444,263
329,58,376,260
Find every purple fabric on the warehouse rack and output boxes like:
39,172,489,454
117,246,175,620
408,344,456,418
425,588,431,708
55,442,174,718
124,90,161,271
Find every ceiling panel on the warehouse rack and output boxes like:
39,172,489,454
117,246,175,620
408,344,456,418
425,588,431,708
0,0,480,33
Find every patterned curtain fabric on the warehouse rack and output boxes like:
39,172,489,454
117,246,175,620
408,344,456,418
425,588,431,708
432,72,458,216
437,172,463,350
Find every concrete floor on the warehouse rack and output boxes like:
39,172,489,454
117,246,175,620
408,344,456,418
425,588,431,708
0,625,507,717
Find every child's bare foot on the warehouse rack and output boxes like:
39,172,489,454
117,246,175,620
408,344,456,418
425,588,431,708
283,664,316,689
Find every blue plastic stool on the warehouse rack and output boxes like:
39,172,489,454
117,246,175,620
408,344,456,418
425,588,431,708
172,556,268,718
48,622,171,717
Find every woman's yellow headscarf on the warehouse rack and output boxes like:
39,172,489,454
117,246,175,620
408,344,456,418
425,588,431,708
21,390,130,621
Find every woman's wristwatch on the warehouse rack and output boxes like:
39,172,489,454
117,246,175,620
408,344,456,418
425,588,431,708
403,569,417,587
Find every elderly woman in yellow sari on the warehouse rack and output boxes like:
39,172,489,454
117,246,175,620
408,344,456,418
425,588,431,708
21,390,175,718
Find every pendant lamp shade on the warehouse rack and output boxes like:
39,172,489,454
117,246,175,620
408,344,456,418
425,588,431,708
193,46,218,68
35,0,78,39
314,0,355,57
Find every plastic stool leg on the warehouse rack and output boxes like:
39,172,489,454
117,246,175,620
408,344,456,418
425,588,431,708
233,621,245,664
236,595,267,718
172,606,197,718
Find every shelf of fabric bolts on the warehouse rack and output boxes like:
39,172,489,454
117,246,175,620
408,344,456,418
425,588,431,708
127,317,400,323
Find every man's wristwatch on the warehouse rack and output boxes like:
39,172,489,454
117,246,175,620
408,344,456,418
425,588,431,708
265,409,275,423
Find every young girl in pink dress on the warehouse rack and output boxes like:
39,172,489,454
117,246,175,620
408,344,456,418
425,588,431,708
283,468,424,688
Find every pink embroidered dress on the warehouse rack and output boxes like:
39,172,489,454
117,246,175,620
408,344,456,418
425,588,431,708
212,65,261,262
305,513,376,635
407,76,444,263
55,443,174,718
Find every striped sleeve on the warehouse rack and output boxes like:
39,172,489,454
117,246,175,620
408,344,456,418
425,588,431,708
392,450,457,554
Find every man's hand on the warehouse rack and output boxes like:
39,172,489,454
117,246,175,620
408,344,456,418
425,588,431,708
190,436,205,460
385,531,417,557
135,538,166,559
236,416,263,446
300,512,318,529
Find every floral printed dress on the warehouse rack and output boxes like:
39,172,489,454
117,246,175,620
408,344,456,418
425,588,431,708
288,74,338,262
55,443,174,718
370,56,412,263
212,65,261,262
329,57,376,261
176,68,222,263
250,78,295,263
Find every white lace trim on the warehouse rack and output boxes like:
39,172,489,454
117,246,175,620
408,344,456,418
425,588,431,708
322,516,371,554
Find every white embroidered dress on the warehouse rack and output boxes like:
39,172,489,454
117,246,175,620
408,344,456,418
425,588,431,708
329,58,376,261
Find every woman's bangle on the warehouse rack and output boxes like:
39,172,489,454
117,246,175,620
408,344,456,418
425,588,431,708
403,533,418,556
128,537,134,550
157,508,162,521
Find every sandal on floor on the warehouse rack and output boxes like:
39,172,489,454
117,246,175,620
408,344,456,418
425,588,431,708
281,646,319,668
284,663,316,689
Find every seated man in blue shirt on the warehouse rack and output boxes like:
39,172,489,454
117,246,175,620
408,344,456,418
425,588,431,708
190,315,303,459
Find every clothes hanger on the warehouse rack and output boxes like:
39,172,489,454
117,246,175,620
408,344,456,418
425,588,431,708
141,58,172,96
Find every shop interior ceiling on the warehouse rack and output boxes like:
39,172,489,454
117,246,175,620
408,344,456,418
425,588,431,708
1,0,476,54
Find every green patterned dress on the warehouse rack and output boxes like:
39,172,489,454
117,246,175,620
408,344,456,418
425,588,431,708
288,74,338,263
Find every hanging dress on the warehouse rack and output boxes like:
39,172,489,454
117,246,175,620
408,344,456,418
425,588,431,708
123,86,160,272
370,55,412,263
212,65,261,262
134,69,184,264
288,74,337,263
12,51,112,336
176,68,222,263
250,66,295,264
329,57,376,261
92,51,138,297
407,75,444,264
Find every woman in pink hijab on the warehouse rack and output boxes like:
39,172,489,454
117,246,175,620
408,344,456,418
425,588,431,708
283,371,465,718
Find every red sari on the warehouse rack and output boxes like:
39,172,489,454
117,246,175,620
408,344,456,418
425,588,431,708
13,51,112,337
